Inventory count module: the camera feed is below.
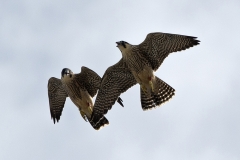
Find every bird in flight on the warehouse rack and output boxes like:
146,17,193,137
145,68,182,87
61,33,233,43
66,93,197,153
90,32,200,127
48,66,109,130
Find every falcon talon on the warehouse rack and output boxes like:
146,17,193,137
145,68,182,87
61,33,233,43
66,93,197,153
149,81,154,92
140,85,148,95
80,110,88,122
88,107,93,113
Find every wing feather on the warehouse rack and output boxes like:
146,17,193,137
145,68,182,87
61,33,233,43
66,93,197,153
48,77,68,123
90,59,137,122
74,66,101,97
139,32,200,71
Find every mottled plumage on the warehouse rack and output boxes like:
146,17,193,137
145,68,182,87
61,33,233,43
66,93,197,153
115,32,200,111
48,66,108,130
91,32,200,127
90,59,137,126
48,77,68,124
138,32,200,71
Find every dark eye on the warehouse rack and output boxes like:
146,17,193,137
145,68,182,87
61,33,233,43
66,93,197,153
121,41,126,48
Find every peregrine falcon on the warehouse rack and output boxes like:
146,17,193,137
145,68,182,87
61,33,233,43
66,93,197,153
116,32,200,109
48,66,109,130
90,32,200,127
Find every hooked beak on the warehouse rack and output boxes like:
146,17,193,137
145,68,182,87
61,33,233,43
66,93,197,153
68,73,72,78
116,41,120,47
65,72,72,78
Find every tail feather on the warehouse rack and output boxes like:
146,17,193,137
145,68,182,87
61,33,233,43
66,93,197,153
141,76,175,110
88,115,109,130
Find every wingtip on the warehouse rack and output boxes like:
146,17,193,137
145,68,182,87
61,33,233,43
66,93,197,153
94,122,109,130
90,114,109,130
194,39,201,45
192,37,201,45
117,97,124,107
51,114,60,124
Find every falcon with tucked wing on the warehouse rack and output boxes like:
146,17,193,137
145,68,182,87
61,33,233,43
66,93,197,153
114,32,200,110
48,66,109,130
90,59,137,127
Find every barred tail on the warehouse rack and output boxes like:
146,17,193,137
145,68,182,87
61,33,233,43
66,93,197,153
88,114,109,130
140,76,175,110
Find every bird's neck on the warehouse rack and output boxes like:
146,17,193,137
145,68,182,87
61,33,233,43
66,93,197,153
120,45,134,58
61,74,75,84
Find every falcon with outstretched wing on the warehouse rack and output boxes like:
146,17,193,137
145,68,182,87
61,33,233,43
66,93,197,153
48,66,109,130
114,32,200,110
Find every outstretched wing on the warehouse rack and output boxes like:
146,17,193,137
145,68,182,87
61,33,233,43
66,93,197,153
48,77,68,123
139,32,200,71
90,58,137,124
75,66,102,97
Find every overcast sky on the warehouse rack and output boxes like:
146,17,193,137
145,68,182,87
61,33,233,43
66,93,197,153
1,0,240,159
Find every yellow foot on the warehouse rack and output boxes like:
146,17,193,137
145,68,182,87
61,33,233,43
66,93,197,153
88,106,93,113
80,110,88,122
141,84,148,95
149,81,154,92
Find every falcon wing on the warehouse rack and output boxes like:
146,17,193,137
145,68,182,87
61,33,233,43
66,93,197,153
48,77,68,123
90,58,137,124
75,66,102,97
138,32,200,71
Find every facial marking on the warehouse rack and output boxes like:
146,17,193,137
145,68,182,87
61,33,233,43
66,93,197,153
116,41,129,48
121,41,126,48
61,68,72,78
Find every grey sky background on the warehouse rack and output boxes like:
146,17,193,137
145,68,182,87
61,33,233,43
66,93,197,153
1,0,240,159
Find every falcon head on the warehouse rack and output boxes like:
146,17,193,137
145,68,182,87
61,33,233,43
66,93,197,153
116,41,130,49
61,68,73,78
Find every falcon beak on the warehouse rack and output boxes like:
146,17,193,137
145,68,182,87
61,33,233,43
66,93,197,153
116,42,120,47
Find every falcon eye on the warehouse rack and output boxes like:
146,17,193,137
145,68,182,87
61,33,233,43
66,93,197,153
121,41,126,48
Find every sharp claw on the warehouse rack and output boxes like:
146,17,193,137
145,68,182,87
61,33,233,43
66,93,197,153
80,110,88,122
141,84,148,94
117,97,124,107
149,81,154,92
84,116,88,122
118,97,123,103
88,107,93,113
